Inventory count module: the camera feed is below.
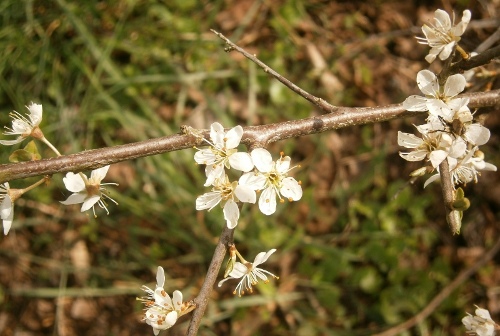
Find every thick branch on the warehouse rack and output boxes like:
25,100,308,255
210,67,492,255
0,90,498,185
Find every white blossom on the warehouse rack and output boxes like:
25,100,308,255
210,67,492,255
462,306,497,336
218,249,278,297
194,122,254,186
397,130,465,168
449,149,497,185
60,165,118,216
403,70,467,119
195,175,256,229
417,9,471,63
0,103,43,145
140,267,185,335
0,183,14,235
239,148,302,215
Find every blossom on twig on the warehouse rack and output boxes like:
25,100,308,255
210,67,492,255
239,148,302,215
417,9,471,63
139,266,195,335
195,174,256,229
60,165,118,216
194,122,254,186
462,306,497,336
0,103,44,146
218,248,279,297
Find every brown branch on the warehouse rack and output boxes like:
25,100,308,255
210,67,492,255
439,159,461,234
449,44,500,73
373,233,500,336
186,226,234,336
0,90,498,185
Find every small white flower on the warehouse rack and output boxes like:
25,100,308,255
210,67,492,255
60,165,118,216
239,148,302,215
140,267,186,335
417,9,471,63
0,183,14,235
194,122,254,186
195,175,256,229
449,149,497,185
403,70,467,119
218,249,278,297
397,130,465,168
462,306,497,336
0,103,44,145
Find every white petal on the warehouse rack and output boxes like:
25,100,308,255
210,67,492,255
195,192,222,211
1,197,13,235
443,74,466,98
434,9,451,30
223,199,240,229
438,42,454,61
280,177,302,201
429,150,448,168
276,156,291,173
60,193,87,205
228,152,254,172
402,95,428,111
194,149,217,165
424,174,440,188
172,290,183,311
427,99,453,120
425,48,440,63
259,187,277,215
416,70,438,96
204,164,224,187
399,150,427,162
154,287,173,308
465,124,490,146
27,103,43,126
156,266,165,288
225,125,243,149
210,122,225,147
397,131,422,148
239,172,267,190
81,195,100,212
251,148,273,173
451,10,471,36
90,165,110,183
449,138,466,158
165,310,178,327
234,184,256,203
253,249,277,266
0,137,25,146
63,172,86,193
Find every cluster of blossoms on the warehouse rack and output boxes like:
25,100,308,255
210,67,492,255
139,266,195,334
194,122,303,229
398,9,496,231
0,103,119,234
462,306,498,336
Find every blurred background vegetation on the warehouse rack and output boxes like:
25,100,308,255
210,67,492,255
0,0,499,335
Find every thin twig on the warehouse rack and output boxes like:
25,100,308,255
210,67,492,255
373,234,500,336
186,226,234,335
210,29,336,113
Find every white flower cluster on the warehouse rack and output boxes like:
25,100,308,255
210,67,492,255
399,9,496,191
462,306,497,336
139,267,195,335
194,122,303,229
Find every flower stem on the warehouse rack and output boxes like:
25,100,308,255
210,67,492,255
40,137,62,157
